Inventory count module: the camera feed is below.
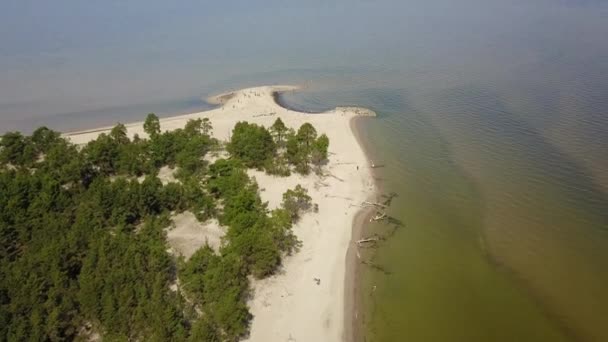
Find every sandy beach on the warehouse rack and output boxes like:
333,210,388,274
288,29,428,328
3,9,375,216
65,85,376,341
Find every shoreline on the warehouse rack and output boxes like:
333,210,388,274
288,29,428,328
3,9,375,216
273,91,378,342
63,85,301,138
343,202,375,342
272,91,327,114
64,85,377,341
344,117,380,342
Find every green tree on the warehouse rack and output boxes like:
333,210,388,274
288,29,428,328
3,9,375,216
0,131,36,167
175,134,212,179
270,118,287,145
285,130,309,174
181,249,250,341
184,118,203,136
83,133,120,175
183,177,215,221
144,113,161,138
284,123,328,174
226,122,276,169
139,175,163,216
269,208,300,255
160,182,187,212
188,317,219,342
281,184,312,222
311,133,330,170
116,140,146,176
38,139,84,184
285,129,299,164
78,216,187,340
148,131,177,168
207,158,247,199
109,123,129,145
263,154,291,177
30,127,61,155
296,123,317,150
202,118,213,136
0,114,312,341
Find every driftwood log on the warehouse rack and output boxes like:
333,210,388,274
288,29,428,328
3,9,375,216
361,260,391,275
371,212,387,222
356,237,380,245
362,201,388,208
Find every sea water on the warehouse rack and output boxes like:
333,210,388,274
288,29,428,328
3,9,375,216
1,1,607,340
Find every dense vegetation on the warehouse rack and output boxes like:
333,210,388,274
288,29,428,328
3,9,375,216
0,115,323,341
228,118,330,175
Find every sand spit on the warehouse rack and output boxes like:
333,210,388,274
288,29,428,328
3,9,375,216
65,85,376,341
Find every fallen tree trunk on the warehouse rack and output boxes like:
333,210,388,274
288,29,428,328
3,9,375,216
362,260,391,275
363,201,388,208
371,212,387,222
356,237,380,245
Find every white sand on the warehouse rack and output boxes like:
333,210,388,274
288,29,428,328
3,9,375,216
167,212,225,258
65,85,375,342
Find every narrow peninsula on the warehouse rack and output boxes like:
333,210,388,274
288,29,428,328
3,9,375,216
0,85,375,341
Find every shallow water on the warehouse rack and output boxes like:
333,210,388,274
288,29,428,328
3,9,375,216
2,1,608,341
281,80,608,341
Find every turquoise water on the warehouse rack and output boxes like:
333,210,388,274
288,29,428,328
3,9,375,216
2,1,608,340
